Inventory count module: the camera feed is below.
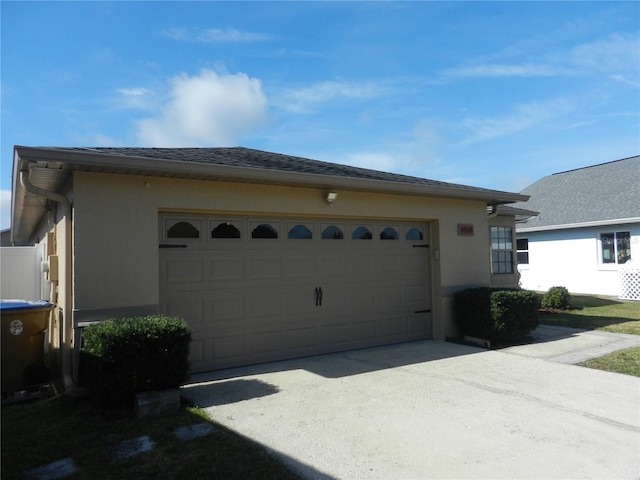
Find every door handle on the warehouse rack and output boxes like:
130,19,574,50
315,287,323,306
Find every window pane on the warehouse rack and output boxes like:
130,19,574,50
517,252,529,265
322,226,344,240
617,231,631,264
601,233,615,263
406,228,423,241
380,227,398,240
212,223,241,239
168,221,199,239
252,224,278,239
352,226,372,240
516,238,528,250
288,224,312,239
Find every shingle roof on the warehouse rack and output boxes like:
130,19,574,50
47,146,480,190
514,155,640,231
13,145,530,244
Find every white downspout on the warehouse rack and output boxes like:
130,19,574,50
20,168,83,394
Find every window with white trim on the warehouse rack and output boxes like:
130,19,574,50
516,238,529,265
600,231,631,264
491,227,514,274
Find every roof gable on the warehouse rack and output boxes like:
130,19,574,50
514,155,640,231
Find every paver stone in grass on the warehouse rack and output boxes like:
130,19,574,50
175,422,217,441
104,435,156,461
21,457,77,480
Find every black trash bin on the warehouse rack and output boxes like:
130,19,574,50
1,300,54,392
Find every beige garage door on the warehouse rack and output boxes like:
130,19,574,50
159,214,432,372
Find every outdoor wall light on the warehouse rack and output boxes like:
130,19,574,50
326,191,338,206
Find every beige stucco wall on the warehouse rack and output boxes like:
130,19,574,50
71,171,494,338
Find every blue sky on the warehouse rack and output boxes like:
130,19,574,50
1,1,639,230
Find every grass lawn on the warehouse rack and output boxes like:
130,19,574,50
538,294,640,377
1,394,303,480
538,294,640,334
578,347,640,377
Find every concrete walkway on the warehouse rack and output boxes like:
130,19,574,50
502,324,640,364
183,328,640,480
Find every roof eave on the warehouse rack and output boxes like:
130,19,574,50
517,217,640,233
12,146,529,243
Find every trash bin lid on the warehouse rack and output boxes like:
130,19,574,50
0,300,53,312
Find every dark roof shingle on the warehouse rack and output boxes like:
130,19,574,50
514,155,640,231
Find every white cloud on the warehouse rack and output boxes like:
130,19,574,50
0,190,12,231
162,27,272,43
115,87,154,110
279,80,387,113
135,69,268,147
446,63,569,78
459,97,576,145
568,33,640,84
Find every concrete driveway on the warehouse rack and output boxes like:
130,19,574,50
182,328,640,480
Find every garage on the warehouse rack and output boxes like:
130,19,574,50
159,214,432,371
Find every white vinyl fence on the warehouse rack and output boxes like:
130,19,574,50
0,246,44,300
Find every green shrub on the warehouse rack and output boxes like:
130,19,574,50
541,286,572,310
490,289,539,342
82,315,191,406
454,287,539,344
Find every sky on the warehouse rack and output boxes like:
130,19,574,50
1,1,639,230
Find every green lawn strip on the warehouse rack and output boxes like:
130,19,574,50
1,395,303,480
578,347,640,377
538,295,640,334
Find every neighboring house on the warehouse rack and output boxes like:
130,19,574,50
1,228,12,247
10,146,528,386
513,155,640,298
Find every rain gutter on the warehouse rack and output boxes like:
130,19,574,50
19,165,83,395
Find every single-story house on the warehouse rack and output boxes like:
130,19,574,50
513,155,640,298
10,146,529,388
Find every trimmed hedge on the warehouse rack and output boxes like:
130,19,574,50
541,286,572,310
454,287,539,343
82,315,191,406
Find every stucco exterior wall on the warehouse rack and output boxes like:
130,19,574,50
71,171,494,338
517,223,640,296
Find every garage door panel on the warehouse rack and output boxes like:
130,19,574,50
284,256,316,278
248,256,282,280
288,326,319,350
250,329,287,354
246,293,283,319
162,295,205,324
318,255,347,276
211,293,245,322
164,258,203,283
319,323,350,345
211,334,246,360
351,320,377,341
409,313,432,335
189,338,206,364
209,257,244,281
160,215,432,372
378,316,405,337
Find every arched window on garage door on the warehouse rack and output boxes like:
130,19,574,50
252,224,278,239
322,225,344,240
288,224,312,239
352,226,373,240
380,227,399,240
168,221,200,239
406,227,424,241
212,223,241,239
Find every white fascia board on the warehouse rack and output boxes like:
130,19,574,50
517,217,640,233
